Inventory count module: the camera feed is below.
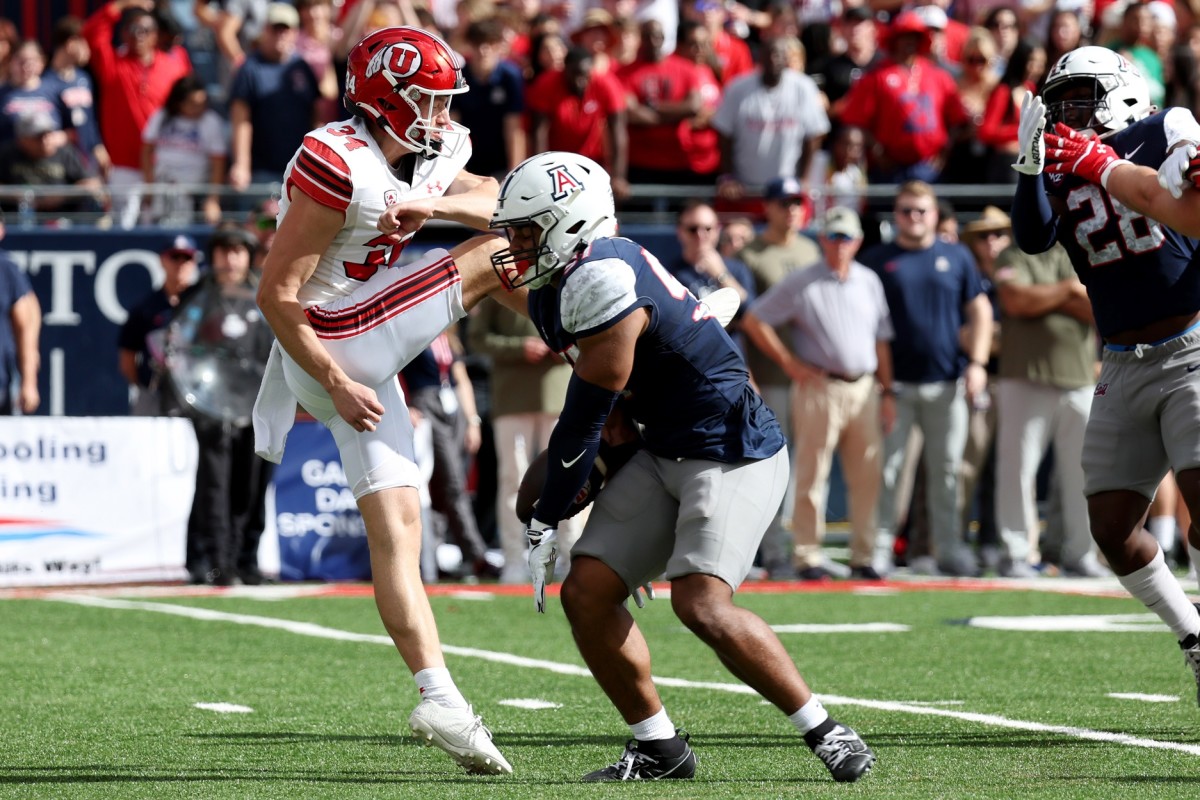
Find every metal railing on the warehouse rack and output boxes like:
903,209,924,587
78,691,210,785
0,181,1025,229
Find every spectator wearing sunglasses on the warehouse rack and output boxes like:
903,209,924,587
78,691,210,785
667,199,755,353
83,0,191,228
858,181,992,577
742,207,894,581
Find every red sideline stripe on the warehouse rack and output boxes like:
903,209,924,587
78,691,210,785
306,257,459,339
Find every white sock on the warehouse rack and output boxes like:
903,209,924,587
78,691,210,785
413,667,467,708
1148,516,1177,554
629,707,676,741
1118,546,1200,641
788,695,829,735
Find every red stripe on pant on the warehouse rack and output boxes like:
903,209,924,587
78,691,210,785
306,256,460,340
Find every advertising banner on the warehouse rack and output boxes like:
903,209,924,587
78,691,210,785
272,420,371,581
0,417,197,586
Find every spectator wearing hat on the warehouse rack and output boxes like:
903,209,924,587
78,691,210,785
117,234,201,416
837,10,970,184
712,37,830,209
736,175,822,577
83,0,191,228
742,206,895,580
820,6,881,106
858,181,991,577
0,110,101,216
911,0,969,66
571,8,620,76
992,236,1105,577
527,45,630,200
957,206,1010,571
228,2,324,201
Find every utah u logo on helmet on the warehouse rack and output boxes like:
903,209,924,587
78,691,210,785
366,43,423,82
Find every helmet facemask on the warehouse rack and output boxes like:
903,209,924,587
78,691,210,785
491,214,572,291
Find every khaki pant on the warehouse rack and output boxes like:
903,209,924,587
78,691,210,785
790,376,882,569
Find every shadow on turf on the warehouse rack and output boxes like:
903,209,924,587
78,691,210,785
182,728,1200,750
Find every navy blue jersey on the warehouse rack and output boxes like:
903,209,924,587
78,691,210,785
529,236,784,462
1043,110,1200,338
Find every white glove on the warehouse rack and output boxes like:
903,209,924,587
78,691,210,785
526,519,558,614
1158,141,1199,199
1012,92,1046,176
631,581,656,608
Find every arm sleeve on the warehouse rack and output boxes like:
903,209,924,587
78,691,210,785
1011,172,1058,254
533,373,621,525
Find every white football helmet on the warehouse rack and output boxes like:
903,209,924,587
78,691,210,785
490,152,618,290
1042,46,1153,135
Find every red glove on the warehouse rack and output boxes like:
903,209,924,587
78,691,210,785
1043,122,1129,189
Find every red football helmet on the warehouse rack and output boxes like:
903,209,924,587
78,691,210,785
344,27,468,158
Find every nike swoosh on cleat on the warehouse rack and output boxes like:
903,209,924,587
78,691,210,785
562,450,587,468
1188,364,1200,372
1125,143,1145,159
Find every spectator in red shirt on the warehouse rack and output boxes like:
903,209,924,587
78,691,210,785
672,19,724,181
527,45,630,200
685,0,754,85
619,18,709,188
977,37,1046,183
83,0,190,228
837,11,970,184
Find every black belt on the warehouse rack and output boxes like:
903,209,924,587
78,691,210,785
826,371,866,382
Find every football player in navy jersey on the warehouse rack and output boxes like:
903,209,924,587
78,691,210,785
1011,45,1200,702
489,151,876,783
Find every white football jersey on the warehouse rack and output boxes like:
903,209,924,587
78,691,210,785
279,116,472,307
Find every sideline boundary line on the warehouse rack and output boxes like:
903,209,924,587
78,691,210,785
48,593,1200,758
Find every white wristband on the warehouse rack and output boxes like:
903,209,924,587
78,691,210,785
1100,158,1131,191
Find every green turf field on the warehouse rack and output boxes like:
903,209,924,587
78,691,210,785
3,580,1199,799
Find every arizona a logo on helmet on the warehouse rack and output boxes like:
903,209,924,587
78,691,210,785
366,42,423,81
547,164,582,201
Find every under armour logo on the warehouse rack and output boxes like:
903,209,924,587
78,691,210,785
1094,383,1109,396
426,181,443,194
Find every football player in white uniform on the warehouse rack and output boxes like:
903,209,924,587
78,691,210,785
253,27,524,775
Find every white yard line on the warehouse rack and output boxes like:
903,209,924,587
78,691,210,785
50,594,1200,758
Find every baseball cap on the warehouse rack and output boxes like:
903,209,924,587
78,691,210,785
163,234,199,258
15,110,59,138
266,2,300,28
823,206,863,239
764,176,804,201
912,5,947,30
842,6,874,23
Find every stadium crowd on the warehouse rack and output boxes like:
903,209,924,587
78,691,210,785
4,0,1200,583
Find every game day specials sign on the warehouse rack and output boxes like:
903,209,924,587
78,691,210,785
0,416,196,586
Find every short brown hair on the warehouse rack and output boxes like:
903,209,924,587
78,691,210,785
896,180,936,203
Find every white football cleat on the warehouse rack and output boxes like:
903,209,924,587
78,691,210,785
409,699,513,775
